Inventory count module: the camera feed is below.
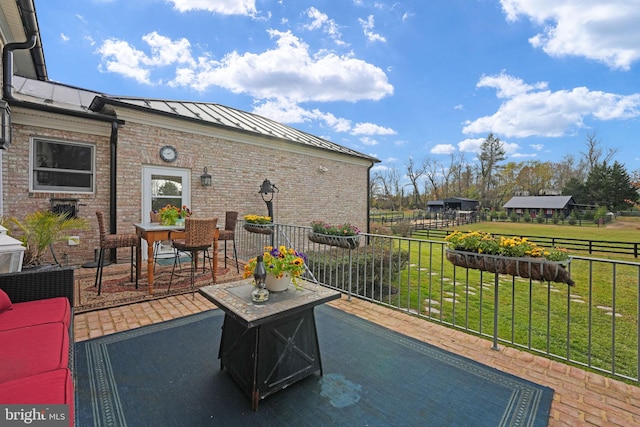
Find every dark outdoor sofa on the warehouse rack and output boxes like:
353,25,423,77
0,266,75,427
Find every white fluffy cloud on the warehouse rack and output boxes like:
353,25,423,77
97,32,195,84
304,7,344,44
358,15,386,43
430,144,456,155
463,72,640,138
351,122,396,136
167,0,257,16
252,99,353,133
500,0,640,70
98,29,393,105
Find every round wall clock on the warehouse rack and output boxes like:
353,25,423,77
159,145,177,162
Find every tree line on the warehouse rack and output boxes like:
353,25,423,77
371,132,639,212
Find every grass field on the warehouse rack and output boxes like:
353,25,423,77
387,217,640,382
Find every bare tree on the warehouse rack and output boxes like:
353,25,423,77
371,168,402,211
448,151,468,196
423,158,442,201
404,157,425,208
388,168,402,209
553,154,582,189
581,131,617,173
438,152,459,199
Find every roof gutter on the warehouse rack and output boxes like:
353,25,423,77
15,0,47,79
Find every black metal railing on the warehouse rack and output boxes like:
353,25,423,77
235,221,640,384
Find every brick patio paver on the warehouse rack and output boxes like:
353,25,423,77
74,293,640,426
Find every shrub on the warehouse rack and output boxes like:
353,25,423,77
593,206,608,223
369,222,392,236
390,220,412,237
305,243,409,298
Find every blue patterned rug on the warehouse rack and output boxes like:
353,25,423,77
75,305,553,426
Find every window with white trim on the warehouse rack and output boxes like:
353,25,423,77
31,138,95,193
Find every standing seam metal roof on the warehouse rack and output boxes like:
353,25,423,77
503,196,575,210
11,76,379,163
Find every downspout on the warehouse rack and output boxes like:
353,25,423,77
2,34,38,101
367,163,374,237
108,121,118,263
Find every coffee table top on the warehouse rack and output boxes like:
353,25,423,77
199,279,341,328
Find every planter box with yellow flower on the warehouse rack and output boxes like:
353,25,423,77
244,245,307,291
243,214,274,235
308,220,361,249
444,231,574,286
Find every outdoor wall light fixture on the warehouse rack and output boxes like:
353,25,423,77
0,100,11,149
200,167,212,186
258,178,278,220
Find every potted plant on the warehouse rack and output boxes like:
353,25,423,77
243,214,274,234
243,245,307,291
157,205,191,226
10,210,89,268
308,220,361,249
444,230,574,285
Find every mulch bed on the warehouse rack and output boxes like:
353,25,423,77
74,259,245,313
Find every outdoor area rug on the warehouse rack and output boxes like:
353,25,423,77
74,260,244,313
74,305,553,426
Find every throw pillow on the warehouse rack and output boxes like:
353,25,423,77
0,288,12,312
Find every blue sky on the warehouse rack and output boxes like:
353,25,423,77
36,0,640,176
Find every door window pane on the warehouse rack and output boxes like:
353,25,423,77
151,174,183,211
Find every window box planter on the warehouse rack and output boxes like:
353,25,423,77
308,232,360,250
445,249,574,286
243,223,275,235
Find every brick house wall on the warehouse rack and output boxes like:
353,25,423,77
2,104,372,267
114,107,370,225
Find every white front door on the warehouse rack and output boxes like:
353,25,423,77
141,166,191,259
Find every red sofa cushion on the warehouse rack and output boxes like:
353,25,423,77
0,369,74,427
0,323,69,383
0,288,11,313
0,297,70,332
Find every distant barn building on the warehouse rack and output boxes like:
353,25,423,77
426,197,479,213
503,196,577,218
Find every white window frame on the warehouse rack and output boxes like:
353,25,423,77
141,166,191,259
30,137,96,193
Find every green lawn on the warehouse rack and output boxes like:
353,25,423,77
384,222,640,382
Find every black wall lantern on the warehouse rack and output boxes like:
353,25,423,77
0,100,11,149
258,179,278,220
200,167,212,186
